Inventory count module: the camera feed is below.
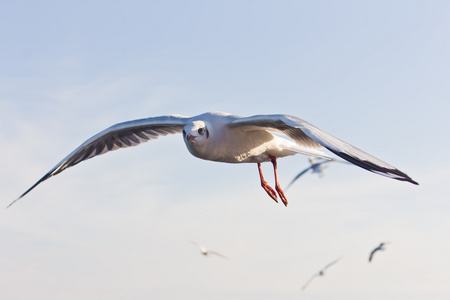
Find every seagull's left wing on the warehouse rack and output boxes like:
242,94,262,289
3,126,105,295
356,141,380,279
301,273,319,290
285,166,313,190
368,248,378,262
9,115,190,207
228,114,418,185
190,241,207,253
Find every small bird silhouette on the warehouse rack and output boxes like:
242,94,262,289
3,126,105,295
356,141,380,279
286,157,351,190
301,258,341,290
190,241,228,259
369,242,389,262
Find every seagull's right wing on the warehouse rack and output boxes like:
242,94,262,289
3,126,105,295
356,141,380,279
322,258,340,271
9,115,190,207
229,114,418,185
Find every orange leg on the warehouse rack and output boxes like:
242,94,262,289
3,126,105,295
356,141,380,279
269,155,288,206
257,162,278,203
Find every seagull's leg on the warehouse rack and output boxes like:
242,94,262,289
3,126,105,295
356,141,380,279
257,162,278,203
269,155,288,206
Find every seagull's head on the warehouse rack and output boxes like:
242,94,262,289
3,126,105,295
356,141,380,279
183,120,210,156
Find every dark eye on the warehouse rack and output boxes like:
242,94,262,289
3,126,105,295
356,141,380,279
198,128,204,135
182,130,186,137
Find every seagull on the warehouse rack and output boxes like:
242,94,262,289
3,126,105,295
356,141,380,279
369,242,389,262
301,258,341,290
8,112,418,208
190,241,228,259
285,157,351,190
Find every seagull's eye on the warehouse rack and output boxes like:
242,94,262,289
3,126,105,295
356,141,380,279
198,128,204,135
182,130,186,137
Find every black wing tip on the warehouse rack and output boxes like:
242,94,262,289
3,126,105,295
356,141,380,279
7,173,53,208
327,149,419,185
6,197,20,209
398,176,419,185
7,191,29,208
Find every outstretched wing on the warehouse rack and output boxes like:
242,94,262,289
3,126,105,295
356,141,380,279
9,115,190,207
322,258,341,271
228,114,418,185
369,248,378,262
208,250,228,260
287,158,352,189
285,165,313,190
190,241,207,253
369,243,388,262
301,273,319,290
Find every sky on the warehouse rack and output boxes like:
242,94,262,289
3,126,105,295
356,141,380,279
1,1,449,299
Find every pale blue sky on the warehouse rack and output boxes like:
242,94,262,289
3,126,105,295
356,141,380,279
1,1,449,299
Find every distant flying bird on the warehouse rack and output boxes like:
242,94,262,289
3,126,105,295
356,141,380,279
369,242,389,262
9,112,418,208
302,258,341,290
285,157,351,190
190,241,228,259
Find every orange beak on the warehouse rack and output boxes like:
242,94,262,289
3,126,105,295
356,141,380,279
187,133,196,141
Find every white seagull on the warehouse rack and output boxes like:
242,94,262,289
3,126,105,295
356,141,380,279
369,242,389,262
285,157,351,190
9,112,418,208
190,241,228,259
301,258,341,290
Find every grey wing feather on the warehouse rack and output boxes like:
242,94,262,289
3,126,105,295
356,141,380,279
8,115,190,207
229,114,418,185
228,114,323,148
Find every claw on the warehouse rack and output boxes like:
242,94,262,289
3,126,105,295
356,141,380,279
275,184,288,206
261,179,278,203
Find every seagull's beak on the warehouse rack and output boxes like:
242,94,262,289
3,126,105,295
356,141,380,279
187,133,196,141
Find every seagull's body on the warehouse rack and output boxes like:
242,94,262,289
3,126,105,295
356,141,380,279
190,241,227,259
285,157,351,190
302,258,340,290
9,112,418,207
369,242,389,262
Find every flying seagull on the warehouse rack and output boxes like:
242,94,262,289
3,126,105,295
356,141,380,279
369,242,389,262
190,241,227,259
9,112,418,208
301,258,341,290
285,157,351,190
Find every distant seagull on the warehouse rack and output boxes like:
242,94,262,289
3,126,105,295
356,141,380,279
302,258,341,290
9,112,418,208
369,242,389,262
285,157,351,190
190,241,228,259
